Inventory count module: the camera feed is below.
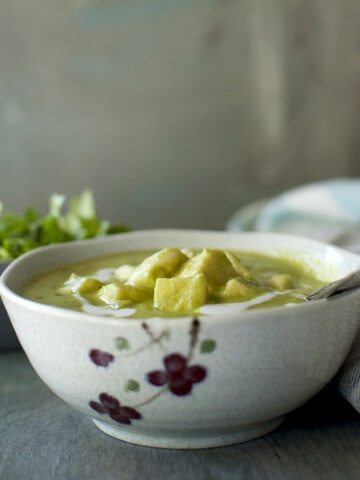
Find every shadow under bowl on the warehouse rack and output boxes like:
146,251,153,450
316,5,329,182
0,260,20,350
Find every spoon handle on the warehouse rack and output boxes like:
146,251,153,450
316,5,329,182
306,269,360,301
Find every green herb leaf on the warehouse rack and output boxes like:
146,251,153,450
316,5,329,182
0,190,130,259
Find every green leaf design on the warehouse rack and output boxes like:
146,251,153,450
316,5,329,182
115,336,130,351
125,379,140,392
200,338,216,354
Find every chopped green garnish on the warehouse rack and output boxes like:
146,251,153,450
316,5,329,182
0,190,130,259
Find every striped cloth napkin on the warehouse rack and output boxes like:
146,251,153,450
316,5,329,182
226,178,360,412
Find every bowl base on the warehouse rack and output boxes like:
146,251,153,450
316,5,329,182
92,416,286,449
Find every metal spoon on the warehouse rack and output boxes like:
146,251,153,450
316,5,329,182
306,269,360,301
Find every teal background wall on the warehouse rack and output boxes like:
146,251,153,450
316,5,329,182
1,0,360,229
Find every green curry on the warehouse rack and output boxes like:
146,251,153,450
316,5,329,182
21,247,324,318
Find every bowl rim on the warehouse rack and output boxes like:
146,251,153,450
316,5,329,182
1,228,360,328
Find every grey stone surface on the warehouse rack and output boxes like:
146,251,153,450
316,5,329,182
1,351,360,480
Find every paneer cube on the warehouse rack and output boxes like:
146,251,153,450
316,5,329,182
99,283,152,306
60,273,102,295
77,277,103,295
177,248,239,288
127,247,188,288
269,274,293,290
218,278,262,302
224,252,253,280
114,264,135,282
154,273,207,312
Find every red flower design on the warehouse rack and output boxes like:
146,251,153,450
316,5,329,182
147,353,207,396
89,393,141,425
89,349,114,367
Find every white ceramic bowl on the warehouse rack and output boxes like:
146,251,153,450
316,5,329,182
1,229,360,449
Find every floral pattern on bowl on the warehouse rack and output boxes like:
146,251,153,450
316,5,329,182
88,317,215,426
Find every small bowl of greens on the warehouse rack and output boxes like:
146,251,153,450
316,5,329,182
0,190,129,350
